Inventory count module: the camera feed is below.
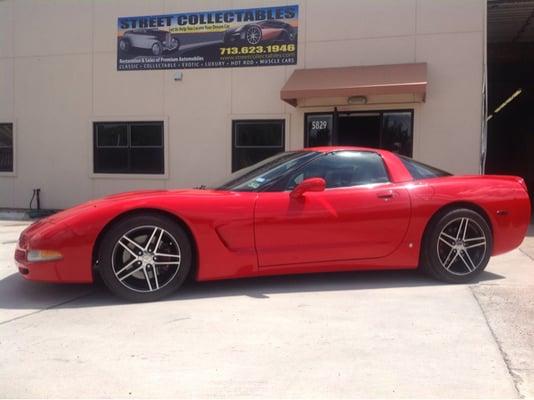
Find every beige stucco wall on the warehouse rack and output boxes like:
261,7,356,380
0,0,485,209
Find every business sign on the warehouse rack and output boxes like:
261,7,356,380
117,5,298,71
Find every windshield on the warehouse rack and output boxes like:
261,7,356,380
212,151,319,191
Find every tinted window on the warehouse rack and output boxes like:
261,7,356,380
232,120,285,172
97,124,127,147
399,156,451,180
131,124,163,146
0,123,13,172
305,114,333,147
285,151,389,190
94,122,164,174
381,112,413,157
263,20,284,28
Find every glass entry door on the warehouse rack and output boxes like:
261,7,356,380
337,112,381,148
305,110,413,157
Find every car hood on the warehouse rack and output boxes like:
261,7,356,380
43,188,232,224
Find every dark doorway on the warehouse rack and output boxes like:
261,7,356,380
337,113,381,147
486,1,534,214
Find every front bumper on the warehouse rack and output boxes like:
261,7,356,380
224,32,244,43
162,40,179,51
14,219,94,283
15,246,61,282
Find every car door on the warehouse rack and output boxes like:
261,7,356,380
254,151,411,267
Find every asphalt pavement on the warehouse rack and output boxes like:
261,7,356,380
0,220,532,398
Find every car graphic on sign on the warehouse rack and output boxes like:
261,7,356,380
224,20,297,45
119,29,180,56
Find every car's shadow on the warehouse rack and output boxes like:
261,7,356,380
0,268,505,311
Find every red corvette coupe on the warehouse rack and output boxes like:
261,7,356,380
15,147,530,301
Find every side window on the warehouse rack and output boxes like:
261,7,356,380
399,156,451,180
286,151,389,190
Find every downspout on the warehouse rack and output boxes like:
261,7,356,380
481,1,488,174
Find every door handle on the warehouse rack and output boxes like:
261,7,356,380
377,190,394,200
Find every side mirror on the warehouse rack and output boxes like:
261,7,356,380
290,177,326,199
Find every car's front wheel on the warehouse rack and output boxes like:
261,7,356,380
119,38,130,52
421,208,492,283
98,214,192,302
152,42,163,56
170,37,180,51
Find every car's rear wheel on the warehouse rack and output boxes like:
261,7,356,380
421,208,492,283
98,214,192,302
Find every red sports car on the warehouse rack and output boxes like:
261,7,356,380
15,147,530,302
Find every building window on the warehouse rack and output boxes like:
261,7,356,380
381,111,413,157
0,123,13,172
304,110,413,157
93,122,164,174
232,120,285,171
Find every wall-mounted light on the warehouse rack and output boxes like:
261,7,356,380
174,71,183,81
347,95,367,105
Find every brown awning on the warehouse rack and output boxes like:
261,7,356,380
280,63,427,106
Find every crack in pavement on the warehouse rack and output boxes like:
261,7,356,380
470,286,523,399
0,290,96,326
519,247,534,261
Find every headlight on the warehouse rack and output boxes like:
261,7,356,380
27,250,63,263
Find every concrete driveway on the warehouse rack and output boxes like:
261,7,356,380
0,220,532,399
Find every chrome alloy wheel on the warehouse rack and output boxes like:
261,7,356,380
111,225,181,293
246,26,262,45
437,217,487,276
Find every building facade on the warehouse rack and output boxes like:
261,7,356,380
0,0,486,210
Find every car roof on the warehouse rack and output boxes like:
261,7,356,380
302,146,414,182
304,145,390,154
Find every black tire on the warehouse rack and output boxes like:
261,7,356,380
281,30,297,42
119,38,130,53
421,208,492,283
98,214,192,302
171,37,180,51
166,38,181,55
152,42,163,56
